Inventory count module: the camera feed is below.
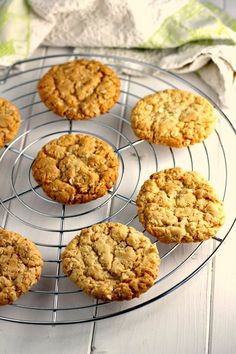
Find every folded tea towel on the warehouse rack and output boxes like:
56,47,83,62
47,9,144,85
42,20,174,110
0,0,236,106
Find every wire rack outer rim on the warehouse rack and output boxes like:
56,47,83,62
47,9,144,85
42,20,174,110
0,53,235,325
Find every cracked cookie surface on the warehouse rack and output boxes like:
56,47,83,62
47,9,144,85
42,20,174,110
0,229,43,305
131,89,216,148
0,97,21,148
136,168,225,243
62,223,160,301
32,134,119,204
38,59,120,120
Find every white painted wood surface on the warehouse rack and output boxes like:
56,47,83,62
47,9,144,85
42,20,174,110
0,1,235,353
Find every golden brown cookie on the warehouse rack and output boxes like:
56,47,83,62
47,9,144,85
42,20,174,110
0,229,43,305
0,97,21,148
38,59,120,120
136,168,225,243
131,89,216,148
32,134,119,204
62,223,160,301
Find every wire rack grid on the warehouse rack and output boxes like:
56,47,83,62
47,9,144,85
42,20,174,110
0,53,235,325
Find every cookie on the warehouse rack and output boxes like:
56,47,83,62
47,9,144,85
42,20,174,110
32,134,119,204
136,168,225,243
0,229,43,305
62,223,160,301
38,59,120,120
0,97,21,148
131,89,216,148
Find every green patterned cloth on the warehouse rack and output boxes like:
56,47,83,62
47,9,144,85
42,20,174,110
0,0,31,63
144,0,236,48
0,0,236,106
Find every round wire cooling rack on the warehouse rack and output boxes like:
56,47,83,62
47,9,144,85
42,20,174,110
0,53,235,325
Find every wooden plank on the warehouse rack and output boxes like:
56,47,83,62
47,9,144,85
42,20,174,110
1,0,236,352
89,68,216,353
90,267,211,354
208,0,236,352
0,323,93,354
0,47,93,353
208,104,236,354
210,238,236,354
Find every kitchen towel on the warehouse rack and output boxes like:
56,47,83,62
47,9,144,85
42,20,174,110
0,0,236,106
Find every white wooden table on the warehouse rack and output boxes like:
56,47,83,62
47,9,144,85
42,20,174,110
0,1,235,353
